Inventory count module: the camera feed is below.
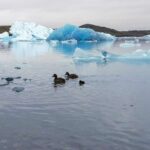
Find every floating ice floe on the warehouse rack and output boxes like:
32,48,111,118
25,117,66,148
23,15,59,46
47,24,116,42
10,21,53,41
73,48,150,63
121,49,150,59
73,48,110,62
120,42,135,48
120,40,141,48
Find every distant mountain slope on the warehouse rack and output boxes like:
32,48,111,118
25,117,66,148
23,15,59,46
80,24,150,37
0,26,10,33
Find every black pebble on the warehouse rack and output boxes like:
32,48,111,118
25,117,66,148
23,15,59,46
14,67,21,70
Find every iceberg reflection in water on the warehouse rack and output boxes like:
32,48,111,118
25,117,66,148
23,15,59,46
10,41,51,60
1,39,150,65
5,40,114,58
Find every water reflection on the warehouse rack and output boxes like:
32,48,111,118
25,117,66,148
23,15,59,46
0,40,150,65
10,41,51,60
0,39,150,150
0,40,114,58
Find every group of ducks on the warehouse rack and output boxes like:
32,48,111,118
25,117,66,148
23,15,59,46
52,72,85,86
1,72,85,88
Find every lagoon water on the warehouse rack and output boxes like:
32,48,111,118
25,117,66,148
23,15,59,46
0,39,150,150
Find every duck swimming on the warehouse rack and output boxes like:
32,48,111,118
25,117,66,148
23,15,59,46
79,80,85,86
65,72,78,79
52,74,66,84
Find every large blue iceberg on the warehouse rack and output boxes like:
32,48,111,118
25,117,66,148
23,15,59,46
47,24,115,41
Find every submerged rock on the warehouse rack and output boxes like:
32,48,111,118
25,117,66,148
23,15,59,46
1,77,14,83
23,78,32,82
15,76,22,79
14,67,21,70
1,76,22,82
12,87,25,92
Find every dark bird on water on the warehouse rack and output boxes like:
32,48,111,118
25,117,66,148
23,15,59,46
79,80,85,86
52,74,66,84
65,72,78,79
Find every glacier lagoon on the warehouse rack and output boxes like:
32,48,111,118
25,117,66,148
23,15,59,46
0,39,150,150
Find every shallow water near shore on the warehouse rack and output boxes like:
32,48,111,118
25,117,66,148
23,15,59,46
0,39,150,150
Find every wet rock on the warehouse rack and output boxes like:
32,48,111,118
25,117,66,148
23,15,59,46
14,76,22,79
22,62,27,64
14,67,21,70
12,87,25,92
23,78,31,82
1,77,14,83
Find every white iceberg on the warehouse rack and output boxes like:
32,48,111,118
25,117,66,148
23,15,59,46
11,33,35,42
10,21,53,41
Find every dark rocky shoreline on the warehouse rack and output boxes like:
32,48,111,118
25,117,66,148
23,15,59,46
0,24,150,37
80,24,150,37
0,26,10,33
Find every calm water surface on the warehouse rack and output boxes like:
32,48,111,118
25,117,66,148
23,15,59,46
0,39,150,150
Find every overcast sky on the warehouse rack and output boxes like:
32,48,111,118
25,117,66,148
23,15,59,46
0,0,149,30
